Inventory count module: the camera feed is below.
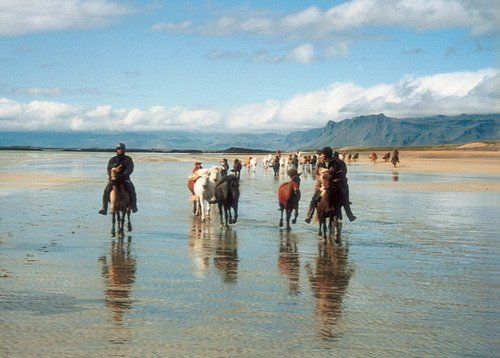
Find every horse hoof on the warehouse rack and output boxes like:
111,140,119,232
286,227,291,231
127,224,132,231
111,232,115,237
291,219,297,224
279,220,283,227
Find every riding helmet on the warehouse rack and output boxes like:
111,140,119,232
321,146,333,158
116,142,126,151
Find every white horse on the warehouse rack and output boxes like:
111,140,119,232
249,157,257,172
193,166,222,222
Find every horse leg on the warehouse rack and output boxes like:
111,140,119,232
199,197,206,222
218,203,224,227
116,211,123,237
233,202,238,223
279,205,284,227
224,207,229,227
285,209,292,230
193,200,197,214
111,211,116,237
318,218,323,236
334,216,341,242
328,217,333,238
127,210,132,231
291,206,298,224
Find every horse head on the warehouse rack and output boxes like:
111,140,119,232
110,165,122,180
208,166,222,183
287,168,301,190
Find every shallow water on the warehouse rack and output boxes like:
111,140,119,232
1,151,499,357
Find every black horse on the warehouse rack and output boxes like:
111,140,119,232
272,158,280,177
215,174,240,227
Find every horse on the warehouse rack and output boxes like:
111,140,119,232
215,174,240,227
272,158,280,177
382,152,391,162
109,166,132,238
316,168,342,241
192,166,222,222
278,169,301,230
249,157,257,173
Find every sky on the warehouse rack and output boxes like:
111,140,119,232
0,0,498,133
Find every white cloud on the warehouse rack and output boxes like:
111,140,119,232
285,43,316,63
153,1,499,38
15,87,64,96
0,0,133,36
0,68,498,132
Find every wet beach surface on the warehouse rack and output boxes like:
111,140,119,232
1,151,499,357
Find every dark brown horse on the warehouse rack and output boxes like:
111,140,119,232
316,168,342,240
278,169,301,230
109,166,132,238
215,174,240,227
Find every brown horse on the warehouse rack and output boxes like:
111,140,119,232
316,168,342,240
278,169,301,230
109,166,132,238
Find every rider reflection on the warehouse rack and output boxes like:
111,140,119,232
278,230,300,294
306,241,352,339
100,238,136,325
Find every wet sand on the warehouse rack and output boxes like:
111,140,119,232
0,150,498,356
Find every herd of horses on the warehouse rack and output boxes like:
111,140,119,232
107,158,347,242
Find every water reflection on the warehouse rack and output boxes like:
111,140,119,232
100,238,136,325
214,229,238,283
392,172,399,182
278,230,300,294
188,218,239,283
306,241,352,340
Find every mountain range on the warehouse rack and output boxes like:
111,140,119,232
1,113,498,150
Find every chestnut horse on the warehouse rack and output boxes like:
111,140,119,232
316,168,342,240
109,166,132,238
278,169,301,230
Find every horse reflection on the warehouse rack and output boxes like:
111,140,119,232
278,230,300,294
188,218,239,283
392,172,399,182
188,217,214,276
100,238,136,325
214,229,238,283
306,240,352,339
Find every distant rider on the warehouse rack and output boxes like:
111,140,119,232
98,143,137,215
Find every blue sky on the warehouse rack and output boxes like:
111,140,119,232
0,0,498,132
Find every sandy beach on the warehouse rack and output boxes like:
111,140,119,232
2,148,499,192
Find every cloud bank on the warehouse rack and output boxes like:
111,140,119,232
154,0,499,38
0,0,133,36
0,68,498,132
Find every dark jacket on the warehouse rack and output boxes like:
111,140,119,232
107,154,134,182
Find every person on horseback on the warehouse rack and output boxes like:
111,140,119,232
220,158,229,176
304,147,356,223
98,143,137,215
331,151,356,222
193,161,203,173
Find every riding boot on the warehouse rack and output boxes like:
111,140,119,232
344,202,356,222
305,189,320,223
125,181,138,213
99,182,112,215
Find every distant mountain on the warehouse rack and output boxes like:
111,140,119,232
1,113,498,150
308,113,500,148
0,131,287,151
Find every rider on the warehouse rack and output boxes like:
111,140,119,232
193,161,203,173
304,147,356,223
220,158,229,176
98,143,137,215
331,151,356,222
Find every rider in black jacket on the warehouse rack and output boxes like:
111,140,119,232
98,143,137,215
